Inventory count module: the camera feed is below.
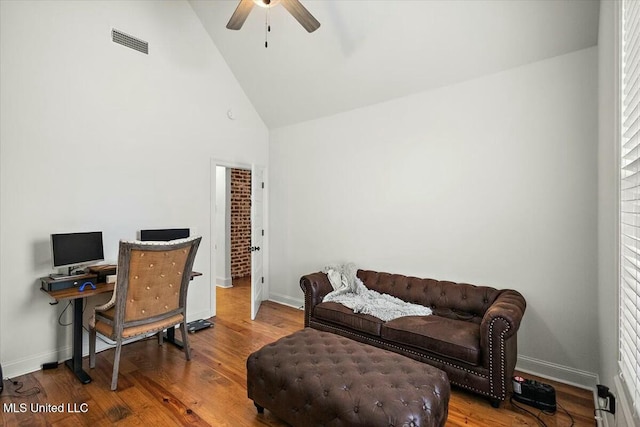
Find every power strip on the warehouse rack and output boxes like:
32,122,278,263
512,376,557,412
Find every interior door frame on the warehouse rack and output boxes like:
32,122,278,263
250,164,265,320
209,158,268,319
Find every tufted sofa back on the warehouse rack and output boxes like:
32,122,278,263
357,270,501,324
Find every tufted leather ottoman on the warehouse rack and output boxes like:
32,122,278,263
247,328,449,427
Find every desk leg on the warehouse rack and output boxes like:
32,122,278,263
65,297,91,384
163,327,184,349
163,277,197,349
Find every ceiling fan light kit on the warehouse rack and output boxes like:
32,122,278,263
226,0,320,47
253,0,281,8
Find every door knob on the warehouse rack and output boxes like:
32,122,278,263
249,246,261,252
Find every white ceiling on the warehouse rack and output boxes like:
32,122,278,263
189,0,599,129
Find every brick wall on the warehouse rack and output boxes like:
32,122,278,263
230,169,251,278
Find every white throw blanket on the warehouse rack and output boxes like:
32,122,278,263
322,264,432,322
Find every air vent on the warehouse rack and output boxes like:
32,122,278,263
112,29,148,55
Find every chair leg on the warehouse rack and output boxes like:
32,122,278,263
111,339,123,391
158,330,164,346
180,322,191,360
89,327,96,369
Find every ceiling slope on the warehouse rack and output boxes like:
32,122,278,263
189,0,599,129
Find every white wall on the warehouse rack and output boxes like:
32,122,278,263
269,47,599,384
0,0,268,377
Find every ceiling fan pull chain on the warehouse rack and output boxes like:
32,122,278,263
264,7,270,48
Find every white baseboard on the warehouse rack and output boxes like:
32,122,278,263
516,355,598,390
216,277,232,288
187,309,214,323
3,331,119,379
267,292,304,310
3,346,71,379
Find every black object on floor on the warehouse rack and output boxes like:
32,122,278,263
512,376,556,412
187,319,213,333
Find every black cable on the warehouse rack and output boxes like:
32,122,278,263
555,402,575,427
57,301,72,326
0,378,41,398
511,393,578,427
510,396,548,427
58,298,87,327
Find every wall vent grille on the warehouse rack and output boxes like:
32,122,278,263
112,29,148,54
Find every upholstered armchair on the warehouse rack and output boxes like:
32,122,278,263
89,236,201,390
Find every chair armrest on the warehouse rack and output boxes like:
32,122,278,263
89,286,117,329
300,272,333,327
480,289,526,343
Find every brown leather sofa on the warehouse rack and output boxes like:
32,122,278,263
300,269,526,406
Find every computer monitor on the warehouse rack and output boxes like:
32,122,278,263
51,231,104,273
139,228,190,242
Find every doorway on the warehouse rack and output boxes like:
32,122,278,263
212,162,265,321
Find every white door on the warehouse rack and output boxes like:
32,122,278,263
250,165,265,320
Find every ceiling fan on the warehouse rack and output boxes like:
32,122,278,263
226,0,320,33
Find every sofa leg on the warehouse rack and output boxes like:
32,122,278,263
254,402,264,414
490,398,501,408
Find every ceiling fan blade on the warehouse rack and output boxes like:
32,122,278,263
281,0,320,33
226,0,255,30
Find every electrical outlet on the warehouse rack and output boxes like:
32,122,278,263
596,384,616,415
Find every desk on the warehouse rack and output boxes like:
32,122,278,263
41,271,201,384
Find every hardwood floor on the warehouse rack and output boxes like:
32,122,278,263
1,276,595,426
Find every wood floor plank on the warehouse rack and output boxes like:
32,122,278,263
129,371,210,426
0,276,595,426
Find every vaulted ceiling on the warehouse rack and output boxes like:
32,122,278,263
189,0,600,129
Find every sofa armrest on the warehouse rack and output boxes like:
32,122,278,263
300,272,333,327
479,289,526,395
480,289,526,341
